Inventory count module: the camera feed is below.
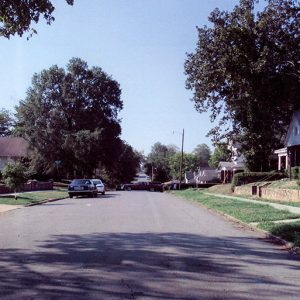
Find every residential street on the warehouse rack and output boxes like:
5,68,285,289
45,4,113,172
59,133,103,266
0,191,299,299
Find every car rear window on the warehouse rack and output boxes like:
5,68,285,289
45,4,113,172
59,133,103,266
92,180,103,185
71,179,90,185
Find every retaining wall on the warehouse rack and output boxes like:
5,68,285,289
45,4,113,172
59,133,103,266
234,185,300,202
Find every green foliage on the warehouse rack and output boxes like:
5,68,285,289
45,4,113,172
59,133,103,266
185,0,300,171
290,166,300,180
192,143,211,167
258,221,300,247
2,162,28,197
109,141,141,185
231,171,286,188
175,189,300,223
0,0,74,39
168,152,198,180
0,108,13,136
145,142,178,182
208,143,231,168
16,58,123,178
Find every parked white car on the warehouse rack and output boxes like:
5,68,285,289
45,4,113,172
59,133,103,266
91,179,105,195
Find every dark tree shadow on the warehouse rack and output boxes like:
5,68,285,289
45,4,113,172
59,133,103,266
0,232,299,299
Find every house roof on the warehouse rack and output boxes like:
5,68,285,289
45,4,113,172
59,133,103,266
218,161,245,170
284,110,300,147
185,171,194,180
0,137,29,157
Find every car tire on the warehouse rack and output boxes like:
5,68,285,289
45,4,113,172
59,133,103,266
150,187,154,192
127,187,131,191
69,194,73,198
102,191,105,195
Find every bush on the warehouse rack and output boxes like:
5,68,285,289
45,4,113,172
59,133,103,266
231,171,286,189
291,166,300,180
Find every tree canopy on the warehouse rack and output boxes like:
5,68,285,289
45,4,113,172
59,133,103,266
185,0,300,171
192,143,211,167
144,142,178,182
16,58,123,178
0,0,74,39
0,108,13,136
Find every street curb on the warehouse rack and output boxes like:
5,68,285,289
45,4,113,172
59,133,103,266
172,192,300,257
25,197,68,207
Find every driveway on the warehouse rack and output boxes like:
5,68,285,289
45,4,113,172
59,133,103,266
0,191,299,299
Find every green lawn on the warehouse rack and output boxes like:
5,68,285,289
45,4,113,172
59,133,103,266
258,221,300,247
0,190,68,205
174,189,300,223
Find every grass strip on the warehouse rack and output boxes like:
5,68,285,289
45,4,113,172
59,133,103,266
258,221,300,247
174,189,300,223
0,190,68,205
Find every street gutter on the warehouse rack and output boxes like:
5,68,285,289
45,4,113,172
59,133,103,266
172,191,300,257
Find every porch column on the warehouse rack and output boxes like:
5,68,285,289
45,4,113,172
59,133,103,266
285,154,288,169
278,155,281,171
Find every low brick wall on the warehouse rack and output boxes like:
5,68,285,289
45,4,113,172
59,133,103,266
260,188,300,202
0,181,53,194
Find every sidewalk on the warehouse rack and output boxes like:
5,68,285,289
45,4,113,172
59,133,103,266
0,204,23,214
205,192,300,214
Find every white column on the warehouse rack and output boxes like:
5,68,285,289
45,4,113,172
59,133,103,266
278,155,281,170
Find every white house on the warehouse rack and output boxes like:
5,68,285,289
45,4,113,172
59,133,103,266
275,110,300,170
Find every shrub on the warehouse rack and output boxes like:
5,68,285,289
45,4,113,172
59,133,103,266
291,166,300,180
231,171,286,189
2,162,28,199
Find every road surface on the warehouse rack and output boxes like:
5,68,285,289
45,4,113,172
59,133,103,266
0,191,299,299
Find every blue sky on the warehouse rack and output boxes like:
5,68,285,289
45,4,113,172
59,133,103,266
0,0,265,155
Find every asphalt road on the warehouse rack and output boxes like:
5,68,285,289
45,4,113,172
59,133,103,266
0,191,299,299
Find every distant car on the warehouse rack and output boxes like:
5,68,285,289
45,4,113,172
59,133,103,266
91,179,105,195
68,179,97,198
115,184,124,191
123,181,163,192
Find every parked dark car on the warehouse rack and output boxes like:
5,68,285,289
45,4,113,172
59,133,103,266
123,181,163,192
68,179,97,198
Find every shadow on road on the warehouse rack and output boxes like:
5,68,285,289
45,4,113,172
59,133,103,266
0,232,299,299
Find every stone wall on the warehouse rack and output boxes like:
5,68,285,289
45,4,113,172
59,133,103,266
234,185,300,202
260,188,300,202
234,185,253,196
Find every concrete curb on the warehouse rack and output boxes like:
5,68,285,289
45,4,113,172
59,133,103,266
172,192,300,257
25,197,68,207
0,197,68,215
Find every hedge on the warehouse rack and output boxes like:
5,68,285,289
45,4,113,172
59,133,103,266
231,171,286,189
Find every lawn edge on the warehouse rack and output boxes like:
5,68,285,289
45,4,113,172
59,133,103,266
172,191,300,256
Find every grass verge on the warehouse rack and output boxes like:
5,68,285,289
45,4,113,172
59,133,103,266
0,190,68,205
174,189,300,223
258,221,300,247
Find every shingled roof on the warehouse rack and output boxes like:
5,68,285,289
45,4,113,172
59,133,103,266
0,137,29,157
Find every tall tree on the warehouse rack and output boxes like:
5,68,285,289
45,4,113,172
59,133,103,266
16,58,123,178
0,108,13,136
145,142,178,182
185,0,300,171
208,143,232,168
192,143,211,167
0,0,74,39
169,152,198,180
109,141,141,185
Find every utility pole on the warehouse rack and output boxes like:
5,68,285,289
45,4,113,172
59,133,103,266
179,128,184,190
